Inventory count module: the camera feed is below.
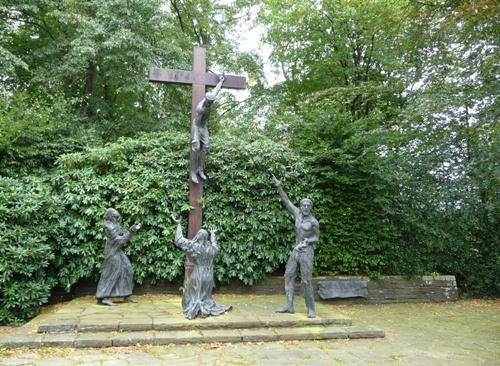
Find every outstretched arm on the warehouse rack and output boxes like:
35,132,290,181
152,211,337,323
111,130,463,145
271,175,299,216
172,216,191,251
107,222,140,247
209,227,218,249
205,74,225,100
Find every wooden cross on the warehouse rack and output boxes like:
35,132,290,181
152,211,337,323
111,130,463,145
149,47,246,240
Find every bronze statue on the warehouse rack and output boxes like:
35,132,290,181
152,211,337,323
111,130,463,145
172,216,232,319
272,175,320,318
96,208,141,306
190,74,225,184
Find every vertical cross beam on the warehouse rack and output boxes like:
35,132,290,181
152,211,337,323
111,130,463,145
149,47,246,285
149,47,245,240
188,47,206,240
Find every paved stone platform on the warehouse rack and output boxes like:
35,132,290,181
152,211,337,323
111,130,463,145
0,294,384,348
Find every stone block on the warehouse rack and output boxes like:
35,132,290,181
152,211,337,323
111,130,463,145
78,321,119,332
111,331,154,347
347,326,385,339
152,318,189,331
322,326,349,339
118,317,153,331
0,334,42,348
75,333,113,348
199,328,243,343
37,322,77,333
41,333,77,347
274,326,325,341
154,330,203,345
241,328,278,342
318,280,369,299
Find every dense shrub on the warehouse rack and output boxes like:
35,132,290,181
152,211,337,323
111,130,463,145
1,126,497,324
0,177,61,324
1,129,316,323
52,129,313,288
276,107,402,277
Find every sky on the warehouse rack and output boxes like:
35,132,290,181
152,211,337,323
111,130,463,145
222,3,284,101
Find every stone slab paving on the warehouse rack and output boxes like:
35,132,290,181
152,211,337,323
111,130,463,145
36,294,352,333
0,299,498,366
0,294,383,349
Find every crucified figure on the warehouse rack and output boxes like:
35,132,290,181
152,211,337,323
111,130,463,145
190,73,225,184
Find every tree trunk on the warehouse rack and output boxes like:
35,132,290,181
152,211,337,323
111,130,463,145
83,61,97,117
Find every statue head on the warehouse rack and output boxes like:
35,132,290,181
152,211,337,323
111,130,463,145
193,229,209,244
300,198,313,216
204,93,216,104
104,208,120,222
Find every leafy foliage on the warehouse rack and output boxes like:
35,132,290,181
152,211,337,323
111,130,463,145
0,0,261,140
0,92,95,176
53,129,314,287
0,176,60,324
257,0,499,295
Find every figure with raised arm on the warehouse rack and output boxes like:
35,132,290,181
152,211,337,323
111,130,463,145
96,208,142,306
190,73,225,184
172,215,232,319
271,175,320,318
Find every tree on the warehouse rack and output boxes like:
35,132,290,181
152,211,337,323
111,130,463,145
256,0,499,293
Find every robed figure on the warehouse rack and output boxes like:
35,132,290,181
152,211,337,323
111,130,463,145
173,216,232,319
96,208,141,306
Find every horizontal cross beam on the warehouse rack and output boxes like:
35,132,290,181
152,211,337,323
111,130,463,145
149,68,246,90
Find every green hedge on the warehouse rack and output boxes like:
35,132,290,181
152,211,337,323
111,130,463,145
3,127,496,324
0,129,318,323
53,129,315,286
0,177,60,323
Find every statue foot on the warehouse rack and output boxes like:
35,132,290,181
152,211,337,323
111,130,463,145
307,309,316,318
101,298,117,306
124,296,137,303
276,306,294,314
191,172,199,184
198,170,207,180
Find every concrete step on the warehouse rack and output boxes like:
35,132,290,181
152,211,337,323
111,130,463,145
38,314,352,333
34,294,354,334
1,324,385,348
0,295,385,348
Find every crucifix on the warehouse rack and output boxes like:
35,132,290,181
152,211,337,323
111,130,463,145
149,46,246,270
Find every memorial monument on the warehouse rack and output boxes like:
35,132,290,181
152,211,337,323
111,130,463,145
149,48,246,318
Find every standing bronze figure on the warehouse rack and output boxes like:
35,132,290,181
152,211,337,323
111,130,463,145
96,208,141,306
190,74,225,184
172,216,232,319
272,175,320,318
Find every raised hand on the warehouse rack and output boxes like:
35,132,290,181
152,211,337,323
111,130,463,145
130,223,142,233
171,215,180,224
271,174,282,187
209,227,218,235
